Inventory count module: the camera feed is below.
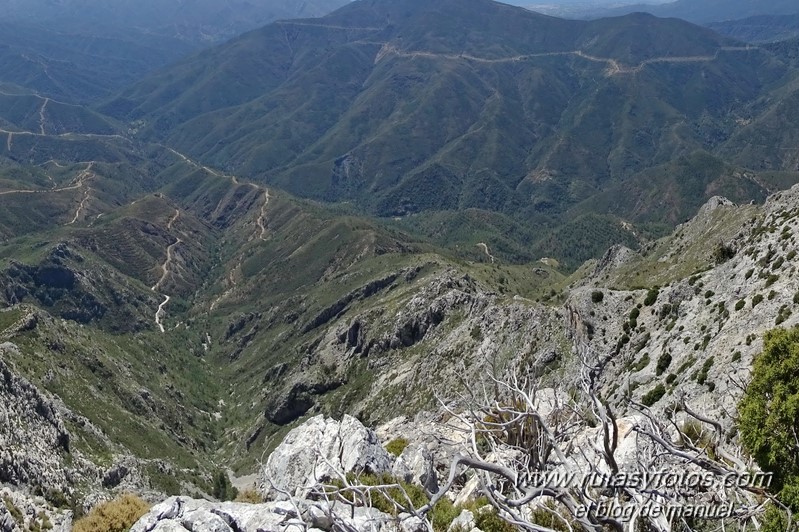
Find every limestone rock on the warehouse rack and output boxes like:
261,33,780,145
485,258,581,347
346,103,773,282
131,497,404,532
0,488,72,532
0,346,71,490
392,443,438,493
449,509,476,531
260,415,393,500
0,506,17,532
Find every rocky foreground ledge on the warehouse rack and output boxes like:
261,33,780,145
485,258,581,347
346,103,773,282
130,496,428,532
131,414,441,532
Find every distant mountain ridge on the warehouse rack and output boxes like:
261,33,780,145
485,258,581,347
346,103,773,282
0,0,350,103
709,13,799,43
0,0,351,45
100,0,799,269
564,0,799,23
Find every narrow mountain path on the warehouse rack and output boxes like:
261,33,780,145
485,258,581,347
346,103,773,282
154,296,171,334
210,257,242,312
43,172,56,189
477,242,496,263
151,209,182,333
39,159,66,169
65,163,95,224
152,210,182,293
38,98,49,135
68,188,91,225
257,189,271,241
164,146,239,185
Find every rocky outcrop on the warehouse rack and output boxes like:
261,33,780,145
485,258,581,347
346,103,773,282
260,415,393,500
265,380,344,425
0,487,72,532
392,443,438,493
0,344,72,490
131,496,426,532
591,245,639,279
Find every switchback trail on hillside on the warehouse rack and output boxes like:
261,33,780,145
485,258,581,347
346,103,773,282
163,145,274,243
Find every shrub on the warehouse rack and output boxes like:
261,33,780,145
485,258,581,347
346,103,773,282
753,294,764,307
474,508,516,532
644,288,659,306
72,494,150,532
385,438,410,457
631,353,650,373
739,327,799,491
629,307,640,321
235,490,263,504
213,470,238,501
776,305,792,326
766,274,779,287
656,352,672,376
641,384,666,407
591,291,604,303
695,356,715,385
470,326,483,341
735,300,746,311
429,497,460,532
745,269,755,280
712,242,736,264
2,496,23,524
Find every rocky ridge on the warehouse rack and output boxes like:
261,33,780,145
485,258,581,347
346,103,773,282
6,180,799,527
297,184,799,430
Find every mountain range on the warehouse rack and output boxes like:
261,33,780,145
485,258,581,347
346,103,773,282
710,13,799,43
0,0,351,45
99,0,799,267
1,0,799,527
529,0,799,23
0,0,349,103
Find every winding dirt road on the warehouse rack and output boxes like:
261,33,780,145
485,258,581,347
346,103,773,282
375,43,758,76
151,209,182,333
152,210,182,293
0,161,94,200
154,296,171,334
